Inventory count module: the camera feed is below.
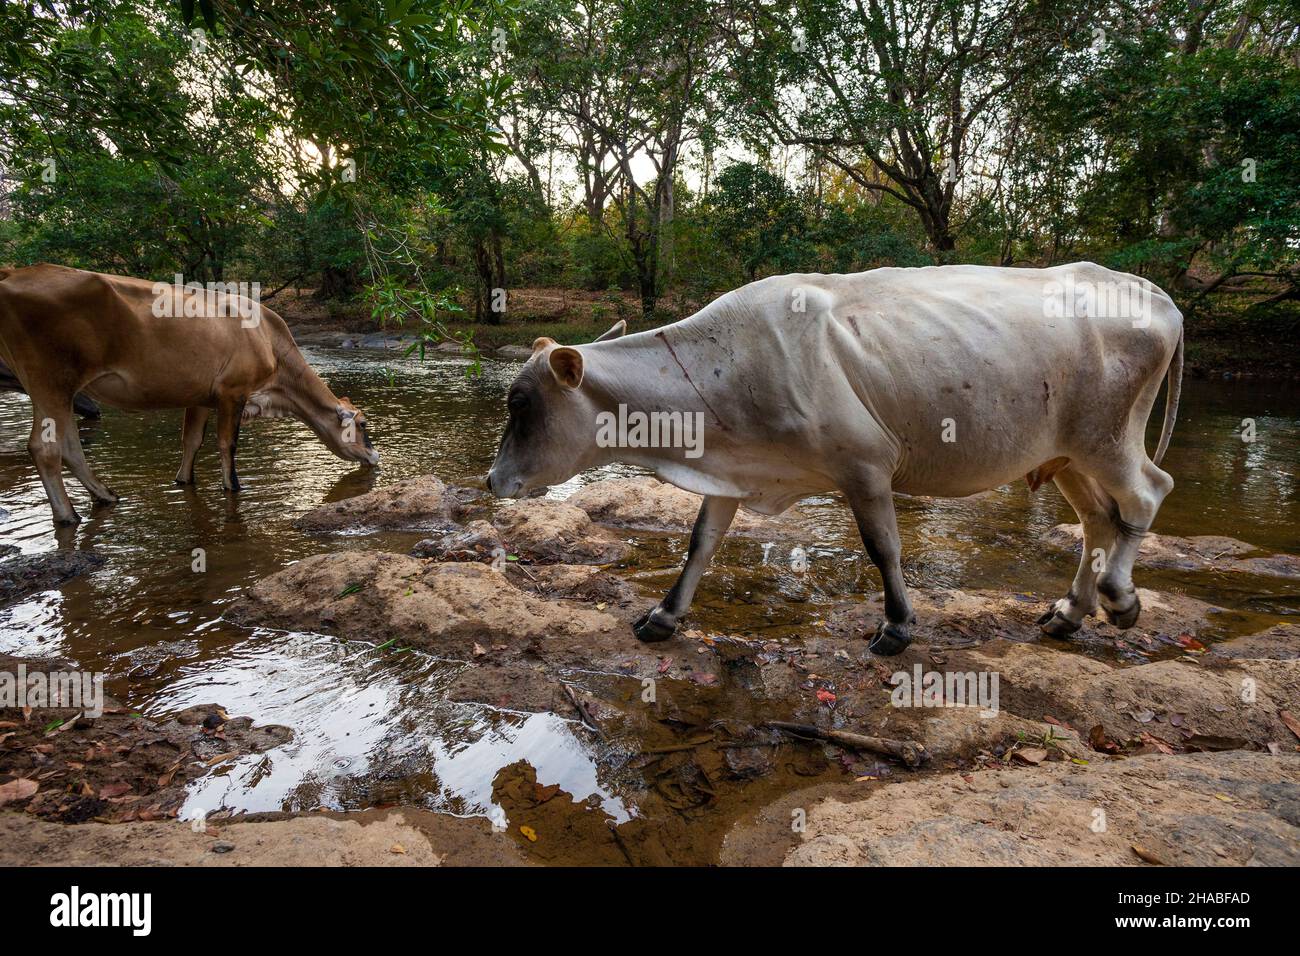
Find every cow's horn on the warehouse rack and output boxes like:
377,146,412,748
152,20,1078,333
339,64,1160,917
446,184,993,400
592,319,626,343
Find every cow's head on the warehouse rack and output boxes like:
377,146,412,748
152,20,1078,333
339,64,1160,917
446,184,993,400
487,320,625,498
317,395,379,468
331,396,380,467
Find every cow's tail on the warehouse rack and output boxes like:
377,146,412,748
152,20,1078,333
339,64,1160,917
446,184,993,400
1152,326,1183,467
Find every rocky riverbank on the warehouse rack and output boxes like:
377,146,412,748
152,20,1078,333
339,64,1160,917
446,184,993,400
5,471,1297,866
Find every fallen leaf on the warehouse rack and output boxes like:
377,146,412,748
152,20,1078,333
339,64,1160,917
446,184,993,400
519,825,538,842
98,782,133,799
390,844,406,855
0,778,38,806
657,657,672,674
1138,732,1176,755
815,688,837,705
472,643,487,657
1012,747,1048,765
204,752,240,766
1088,724,1121,755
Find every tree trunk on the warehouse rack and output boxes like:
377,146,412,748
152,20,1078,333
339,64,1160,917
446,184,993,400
317,265,357,299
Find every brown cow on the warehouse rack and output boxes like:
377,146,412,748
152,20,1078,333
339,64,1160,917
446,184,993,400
0,263,378,525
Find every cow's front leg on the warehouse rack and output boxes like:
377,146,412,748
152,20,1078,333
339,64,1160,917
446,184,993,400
633,495,739,642
845,476,915,656
216,397,245,492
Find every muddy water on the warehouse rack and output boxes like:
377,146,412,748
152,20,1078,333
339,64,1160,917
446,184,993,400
1,349,1297,859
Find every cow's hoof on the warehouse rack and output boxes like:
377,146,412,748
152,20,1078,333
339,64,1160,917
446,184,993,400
632,608,677,643
1102,593,1141,629
1037,606,1082,638
53,513,81,527
868,620,912,656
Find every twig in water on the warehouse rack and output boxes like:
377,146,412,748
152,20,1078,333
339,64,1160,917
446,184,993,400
562,684,604,739
766,721,928,769
639,732,716,755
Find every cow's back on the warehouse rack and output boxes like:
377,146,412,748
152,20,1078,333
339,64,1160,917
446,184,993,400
670,264,1181,498
0,264,281,409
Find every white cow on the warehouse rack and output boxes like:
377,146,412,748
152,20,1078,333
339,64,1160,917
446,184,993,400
487,263,1183,655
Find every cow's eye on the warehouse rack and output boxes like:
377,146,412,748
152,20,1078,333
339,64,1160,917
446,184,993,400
508,392,528,414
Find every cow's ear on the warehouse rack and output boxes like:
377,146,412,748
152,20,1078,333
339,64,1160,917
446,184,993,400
548,346,584,389
592,319,626,343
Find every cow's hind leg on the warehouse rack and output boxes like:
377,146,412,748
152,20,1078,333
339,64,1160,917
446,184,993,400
25,390,81,525
844,471,915,656
1039,467,1116,637
633,495,739,642
1090,457,1174,628
175,407,211,484
216,396,246,492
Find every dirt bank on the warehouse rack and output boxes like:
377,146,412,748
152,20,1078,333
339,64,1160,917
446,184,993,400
0,808,528,866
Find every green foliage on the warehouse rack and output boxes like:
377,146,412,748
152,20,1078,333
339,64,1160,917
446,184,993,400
0,0,1296,334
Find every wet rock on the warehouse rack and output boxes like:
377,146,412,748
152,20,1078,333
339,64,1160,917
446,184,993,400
495,345,534,361
412,520,504,561
1210,623,1300,661
566,476,805,537
356,332,420,351
225,551,628,662
492,499,628,564
785,751,1300,866
1046,523,1300,579
0,550,105,606
294,476,474,533
723,745,775,779
291,330,350,348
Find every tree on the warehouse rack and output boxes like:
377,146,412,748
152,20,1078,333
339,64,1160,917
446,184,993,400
708,161,808,280
721,0,1102,255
